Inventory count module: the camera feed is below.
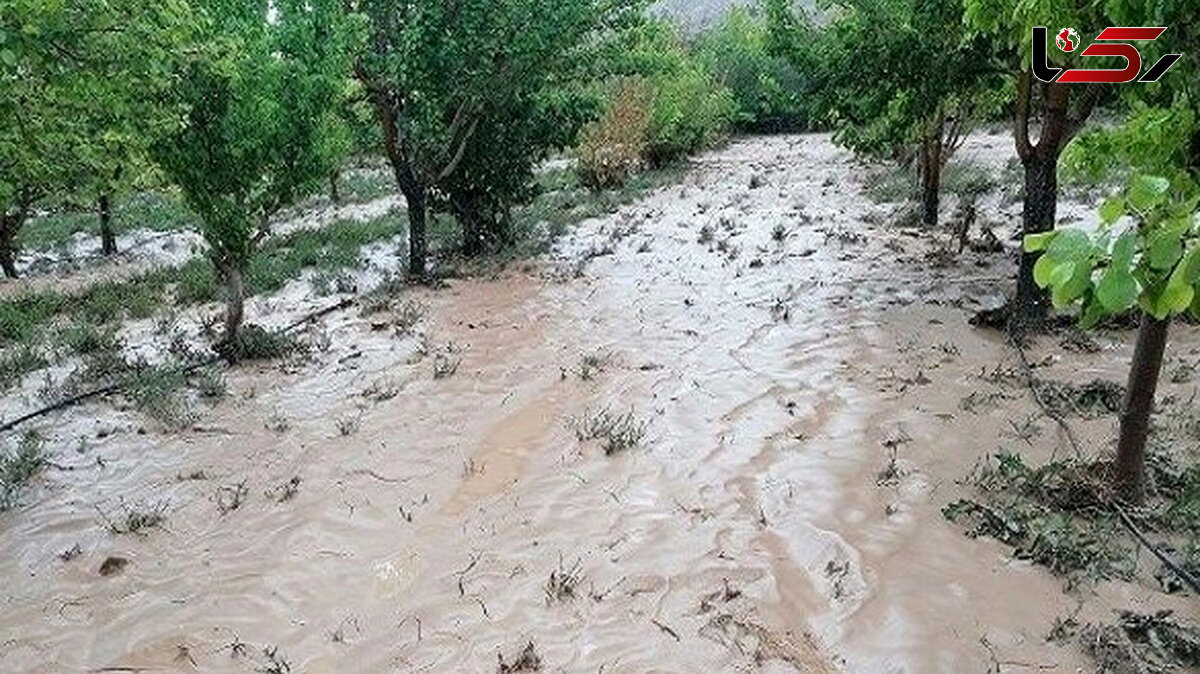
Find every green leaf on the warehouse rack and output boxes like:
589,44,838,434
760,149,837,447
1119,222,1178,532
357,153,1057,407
1128,174,1171,212
1096,268,1138,312
1051,262,1091,308
1161,281,1196,315
1178,246,1200,285
1099,197,1125,225
1033,254,1059,289
1024,231,1056,252
1111,231,1136,270
1147,228,1184,270
1046,229,1092,261
1048,260,1077,288
1080,300,1107,329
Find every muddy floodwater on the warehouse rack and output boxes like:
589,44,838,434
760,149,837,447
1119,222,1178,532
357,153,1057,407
2,134,1197,673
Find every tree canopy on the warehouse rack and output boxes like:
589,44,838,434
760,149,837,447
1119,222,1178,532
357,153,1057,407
0,0,192,276
155,0,357,344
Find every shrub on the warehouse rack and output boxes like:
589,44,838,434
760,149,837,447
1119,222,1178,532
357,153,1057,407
645,63,736,166
1,431,46,511
576,78,652,190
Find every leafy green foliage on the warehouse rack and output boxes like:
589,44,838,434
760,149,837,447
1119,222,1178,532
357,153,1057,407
156,0,356,338
1026,106,1200,326
0,431,45,511
577,79,652,190
0,0,192,273
693,7,810,132
354,0,642,267
578,17,734,173
774,0,999,160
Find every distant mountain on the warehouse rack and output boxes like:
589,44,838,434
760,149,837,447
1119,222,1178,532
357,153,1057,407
650,0,757,31
650,0,816,31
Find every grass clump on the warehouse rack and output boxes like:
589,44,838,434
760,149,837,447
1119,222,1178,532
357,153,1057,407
98,499,168,535
1,431,46,510
0,343,48,391
497,642,541,674
544,557,584,604
333,167,395,204
863,166,915,204
1032,378,1126,419
215,325,301,363
574,407,648,455
56,323,123,357
127,364,196,429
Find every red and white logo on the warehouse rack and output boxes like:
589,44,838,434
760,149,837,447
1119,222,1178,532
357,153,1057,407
1032,26,1182,84
1056,28,1079,52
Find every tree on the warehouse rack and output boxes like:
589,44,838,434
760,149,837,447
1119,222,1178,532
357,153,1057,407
964,0,1115,329
770,0,1000,228
693,6,810,134
156,0,354,346
0,0,188,277
350,0,641,279
1023,0,1198,503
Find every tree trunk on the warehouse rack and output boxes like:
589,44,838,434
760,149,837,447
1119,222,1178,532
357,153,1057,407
405,189,428,279
330,170,341,204
1114,313,1171,504
216,259,247,345
919,128,943,228
452,193,486,257
0,213,22,279
371,92,430,281
1013,153,1059,329
99,193,117,256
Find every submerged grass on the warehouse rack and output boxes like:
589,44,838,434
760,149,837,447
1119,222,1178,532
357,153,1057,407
18,163,398,255
434,164,686,274
0,431,46,511
863,160,998,206
0,210,404,383
574,407,648,455
17,191,198,252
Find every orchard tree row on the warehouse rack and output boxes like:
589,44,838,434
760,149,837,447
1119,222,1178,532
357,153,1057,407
2,0,802,329
765,0,1198,503
4,0,1199,502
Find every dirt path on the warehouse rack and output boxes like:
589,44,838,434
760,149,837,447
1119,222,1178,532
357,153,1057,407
1,134,1195,673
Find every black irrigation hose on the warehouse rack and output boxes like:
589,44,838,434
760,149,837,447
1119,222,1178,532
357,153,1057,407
1114,503,1200,597
0,297,357,436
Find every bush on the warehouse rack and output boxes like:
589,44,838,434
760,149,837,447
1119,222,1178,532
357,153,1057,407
576,78,652,190
576,18,735,181
645,63,736,166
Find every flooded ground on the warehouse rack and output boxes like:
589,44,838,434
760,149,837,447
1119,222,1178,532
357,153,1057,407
2,134,1197,673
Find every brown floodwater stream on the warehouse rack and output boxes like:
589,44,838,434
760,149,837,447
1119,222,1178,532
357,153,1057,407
2,134,1196,673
